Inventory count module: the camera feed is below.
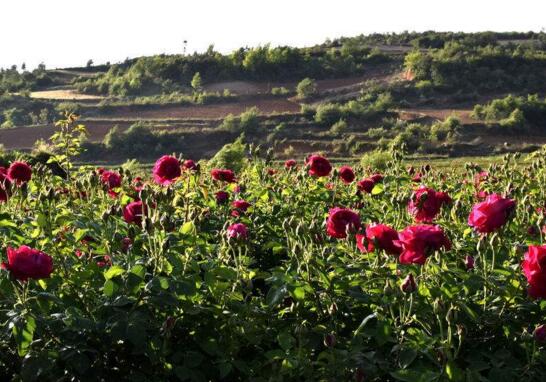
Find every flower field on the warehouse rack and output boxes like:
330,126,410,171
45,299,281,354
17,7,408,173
2,138,546,380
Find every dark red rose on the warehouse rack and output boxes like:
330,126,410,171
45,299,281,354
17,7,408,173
121,237,132,252
215,191,229,204
0,167,11,189
232,199,251,211
522,245,546,299
401,273,417,293
370,173,383,183
7,161,32,186
534,325,546,343
123,200,145,225
307,155,332,177
183,159,198,172
326,207,361,239
227,223,248,240
100,170,122,189
364,223,401,256
285,159,297,169
153,155,181,185
231,199,251,216
1,245,53,281
396,225,450,265
267,168,278,176
339,166,355,184
408,186,451,223
357,178,375,193
211,169,236,183
468,193,516,234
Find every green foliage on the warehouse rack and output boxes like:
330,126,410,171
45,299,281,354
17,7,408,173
219,107,259,133
208,135,246,172
2,124,546,379
191,72,202,92
472,94,546,130
360,149,392,169
329,119,347,135
404,42,546,92
296,78,317,99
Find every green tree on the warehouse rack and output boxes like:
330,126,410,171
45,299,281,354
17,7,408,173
191,72,202,92
296,78,317,99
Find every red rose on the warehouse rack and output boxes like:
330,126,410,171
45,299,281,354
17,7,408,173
307,155,332,177
100,170,122,189
364,223,401,255
468,193,516,234
183,159,198,172
215,191,229,204
211,169,236,183
408,186,451,223
153,155,181,185
123,200,145,225
356,233,373,253
338,166,355,184
7,161,32,186
326,207,361,239
396,225,450,265
1,245,53,281
370,173,383,183
227,223,248,240
522,245,546,299
232,199,251,211
284,159,297,169
231,199,251,216
357,178,375,193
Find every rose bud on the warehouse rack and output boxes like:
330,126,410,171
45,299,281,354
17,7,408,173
534,325,546,343
324,333,336,348
464,255,475,271
401,274,417,293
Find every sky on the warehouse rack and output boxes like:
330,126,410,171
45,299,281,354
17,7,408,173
1,0,545,70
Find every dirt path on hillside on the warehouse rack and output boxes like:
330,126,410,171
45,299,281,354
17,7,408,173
103,98,301,119
398,108,475,123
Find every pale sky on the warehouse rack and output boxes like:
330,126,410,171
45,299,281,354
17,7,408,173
1,0,545,70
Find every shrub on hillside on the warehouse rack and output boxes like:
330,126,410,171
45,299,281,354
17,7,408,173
296,78,317,99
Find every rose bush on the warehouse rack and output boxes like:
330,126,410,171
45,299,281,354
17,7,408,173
1,143,546,381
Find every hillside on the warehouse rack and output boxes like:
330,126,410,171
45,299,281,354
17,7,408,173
1,31,546,163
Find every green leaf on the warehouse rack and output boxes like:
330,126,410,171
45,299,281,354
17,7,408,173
291,286,306,301
277,331,295,350
181,221,197,235
371,183,384,195
130,264,146,279
104,265,125,280
266,285,287,307
12,315,36,356
103,279,118,297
